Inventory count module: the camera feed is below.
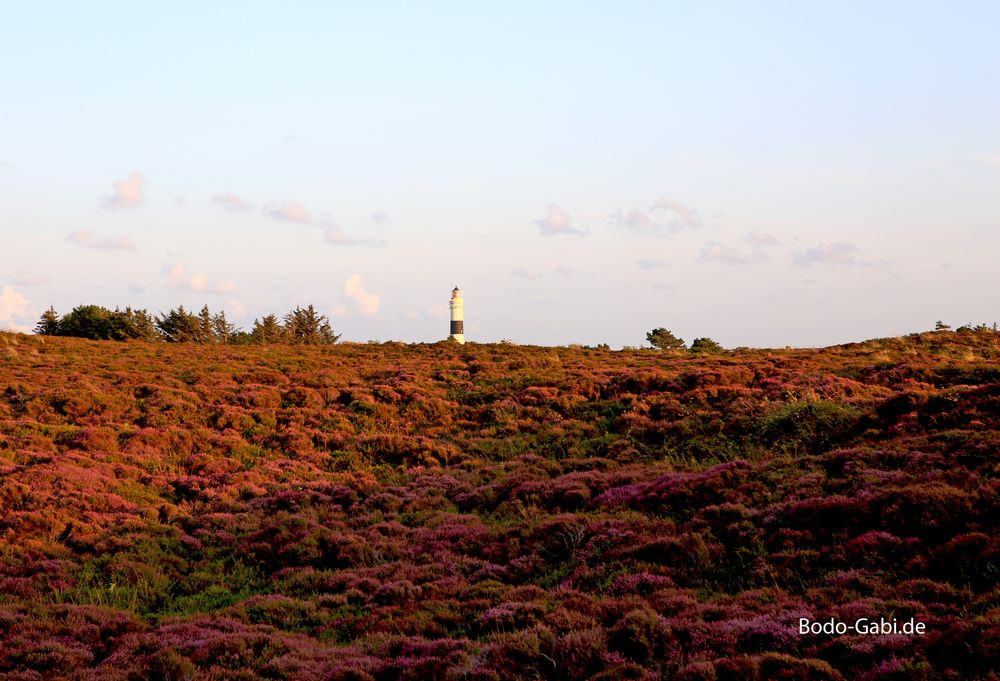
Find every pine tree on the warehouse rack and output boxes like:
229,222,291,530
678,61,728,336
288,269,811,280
646,328,685,350
121,308,160,341
35,307,60,335
157,306,201,342
197,305,215,343
283,305,318,344
58,305,116,340
212,310,238,344
106,307,135,340
317,318,341,344
690,337,723,353
250,314,284,344
35,305,158,341
283,305,340,344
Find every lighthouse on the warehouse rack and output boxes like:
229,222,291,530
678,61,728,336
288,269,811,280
449,287,465,344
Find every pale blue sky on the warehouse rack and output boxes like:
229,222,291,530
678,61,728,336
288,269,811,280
2,2,998,346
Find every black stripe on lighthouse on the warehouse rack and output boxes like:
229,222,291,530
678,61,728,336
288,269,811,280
450,320,464,334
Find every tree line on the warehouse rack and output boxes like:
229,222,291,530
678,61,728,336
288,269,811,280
646,327,723,353
645,320,1000,353
34,304,340,345
934,320,998,332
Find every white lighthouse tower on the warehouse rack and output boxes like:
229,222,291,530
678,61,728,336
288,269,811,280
449,286,465,344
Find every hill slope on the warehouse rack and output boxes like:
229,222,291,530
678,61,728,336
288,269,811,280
0,332,998,679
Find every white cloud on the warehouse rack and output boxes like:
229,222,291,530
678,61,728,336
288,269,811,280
615,209,654,231
612,198,701,235
404,306,449,322
534,204,587,237
324,226,356,244
0,286,29,323
212,192,252,211
697,231,776,265
166,264,237,294
10,271,50,286
343,273,380,317
226,299,247,319
371,211,388,224
552,264,594,278
744,230,778,247
636,257,669,270
793,242,859,267
103,172,145,209
67,230,135,250
422,304,447,321
323,225,385,247
511,266,544,279
650,198,701,228
263,201,311,224
699,241,764,265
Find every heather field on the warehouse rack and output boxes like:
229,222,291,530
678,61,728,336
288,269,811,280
0,331,998,680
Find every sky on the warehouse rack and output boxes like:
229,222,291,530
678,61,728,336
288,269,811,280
1,1,998,348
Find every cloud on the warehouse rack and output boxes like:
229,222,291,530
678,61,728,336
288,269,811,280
324,226,356,245
614,209,657,231
226,299,247,319
166,264,237,294
697,231,776,265
511,266,544,279
323,225,385,247
9,271,50,286
636,257,669,270
67,230,135,250
371,211,388,224
744,230,778,247
422,305,448,321
212,192,252,212
981,153,1000,167
651,199,701,227
699,241,764,265
611,198,701,235
103,172,145,208
0,286,29,323
534,204,586,236
552,265,595,278
263,201,312,224
343,273,380,317
793,241,859,267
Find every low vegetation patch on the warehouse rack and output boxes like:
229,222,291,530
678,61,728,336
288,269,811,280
0,331,998,678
